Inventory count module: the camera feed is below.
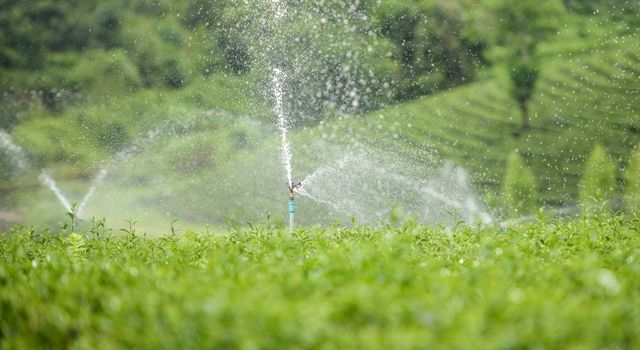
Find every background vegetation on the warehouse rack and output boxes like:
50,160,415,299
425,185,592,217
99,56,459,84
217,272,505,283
0,0,639,228
1,3,639,347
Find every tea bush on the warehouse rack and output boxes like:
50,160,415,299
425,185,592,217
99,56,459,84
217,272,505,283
1,214,639,348
579,143,618,210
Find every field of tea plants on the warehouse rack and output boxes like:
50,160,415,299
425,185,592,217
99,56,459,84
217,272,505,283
1,215,639,349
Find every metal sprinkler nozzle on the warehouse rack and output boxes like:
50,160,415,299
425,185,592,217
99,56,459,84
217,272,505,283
288,182,302,199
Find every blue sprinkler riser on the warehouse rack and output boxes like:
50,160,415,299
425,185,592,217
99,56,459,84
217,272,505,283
289,199,296,233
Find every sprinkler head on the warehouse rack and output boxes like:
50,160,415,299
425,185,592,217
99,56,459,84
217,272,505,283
288,181,302,198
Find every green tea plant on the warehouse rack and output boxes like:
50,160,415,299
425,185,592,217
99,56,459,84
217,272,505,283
61,202,79,235
1,214,638,349
624,146,640,213
501,151,537,217
579,143,618,210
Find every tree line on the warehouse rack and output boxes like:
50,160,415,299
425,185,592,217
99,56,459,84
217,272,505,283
0,0,637,129
502,143,640,218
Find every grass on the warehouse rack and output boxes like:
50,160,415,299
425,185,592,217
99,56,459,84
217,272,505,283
1,213,639,348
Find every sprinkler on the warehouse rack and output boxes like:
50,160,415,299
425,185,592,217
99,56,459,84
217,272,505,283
288,181,302,233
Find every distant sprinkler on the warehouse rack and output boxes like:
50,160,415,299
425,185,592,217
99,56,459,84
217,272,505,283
288,181,302,233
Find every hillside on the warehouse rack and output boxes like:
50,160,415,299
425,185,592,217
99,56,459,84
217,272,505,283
3,37,640,229
343,37,640,207
1,3,640,227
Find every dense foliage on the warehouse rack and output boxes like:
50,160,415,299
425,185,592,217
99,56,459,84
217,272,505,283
579,144,618,209
0,1,639,224
624,146,640,213
375,1,488,100
501,151,537,217
1,214,639,348
2,0,637,122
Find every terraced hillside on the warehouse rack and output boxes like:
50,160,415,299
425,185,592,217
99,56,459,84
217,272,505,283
3,33,639,228
347,39,640,207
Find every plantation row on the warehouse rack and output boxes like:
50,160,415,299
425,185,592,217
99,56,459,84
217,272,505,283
501,143,640,217
337,42,640,212
1,214,639,348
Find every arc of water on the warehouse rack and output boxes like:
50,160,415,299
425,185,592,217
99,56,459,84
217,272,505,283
389,170,492,224
5,112,223,221
295,186,342,213
0,130,76,217
76,169,108,219
0,130,29,171
39,172,73,214
294,151,493,224
298,154,353,189
73,115,208,219
294,154,379,218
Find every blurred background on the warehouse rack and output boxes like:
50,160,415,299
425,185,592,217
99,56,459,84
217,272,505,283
0,0,639,232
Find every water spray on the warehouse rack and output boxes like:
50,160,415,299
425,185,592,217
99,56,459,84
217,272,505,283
39,172,73,214
269,0,300,233
288,181,301,233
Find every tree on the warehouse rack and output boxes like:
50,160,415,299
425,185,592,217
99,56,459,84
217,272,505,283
562,0,640,25
508,58,539,129
0,151,13,185
0,0,125,69
236,1,397,123
376,1,487,100
624,146,640,213
0,1,46,68
501,151,537,217
482,0,564,129
579,144,618,210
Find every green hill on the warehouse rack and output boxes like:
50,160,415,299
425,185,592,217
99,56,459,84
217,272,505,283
341,37,640,207
4,38,640,228
2,3,640,227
